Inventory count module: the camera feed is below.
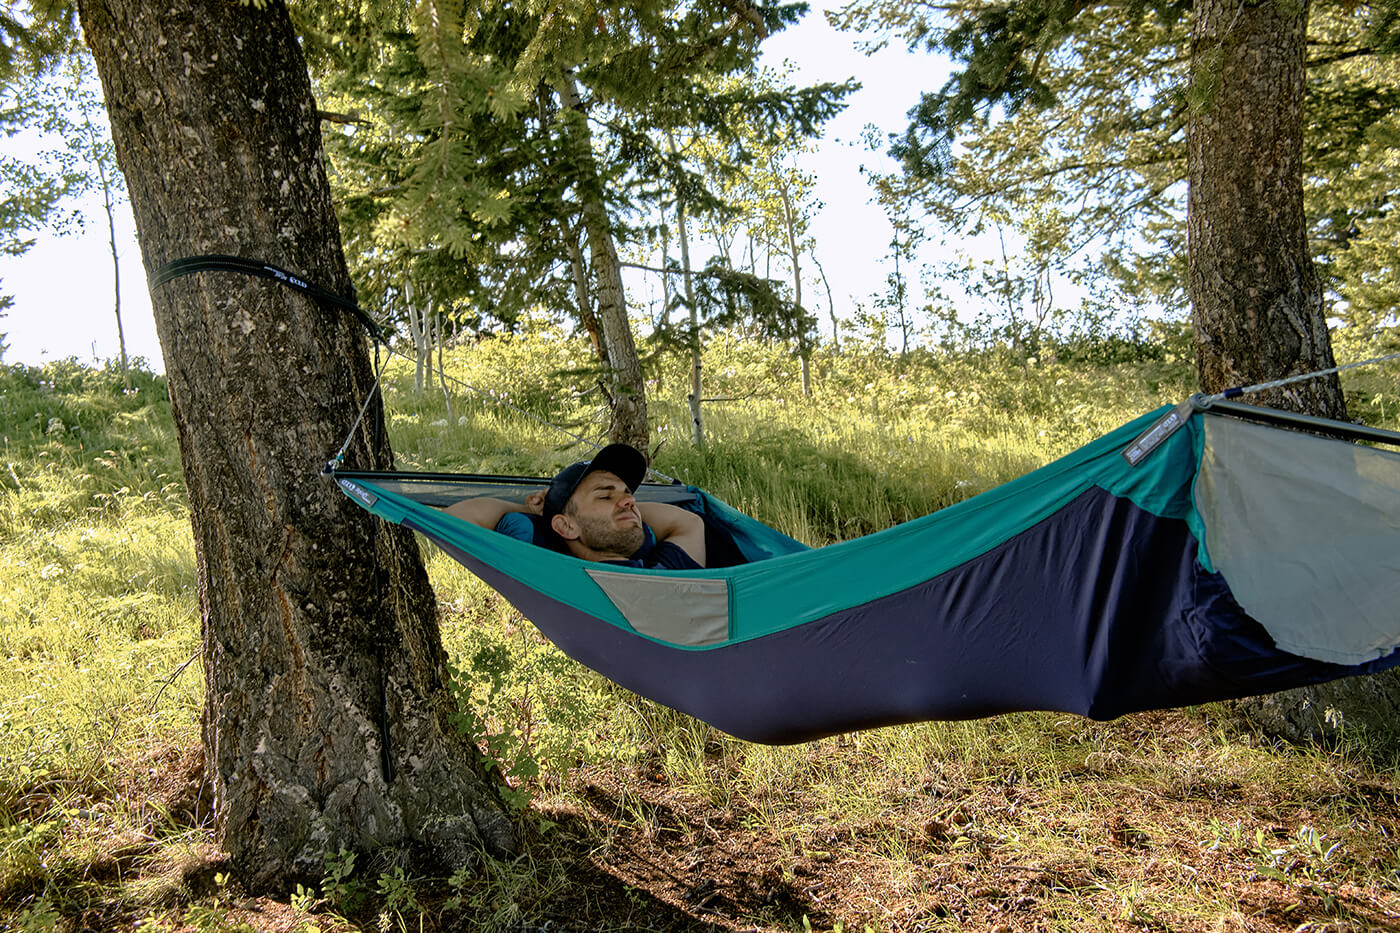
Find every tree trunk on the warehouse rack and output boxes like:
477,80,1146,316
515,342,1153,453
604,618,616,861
537,87,605,367
666,127,705,448
554,71,649,451
75,73,130,388
1188,0,1400,744
776,176,812,397
435,313,453,420
659,220,672,330
404,281,428,392
77,0,514,886
100,154,128,388
813,253,839,351
563,222,607,365
675,187,705,448
1187,0,1342,417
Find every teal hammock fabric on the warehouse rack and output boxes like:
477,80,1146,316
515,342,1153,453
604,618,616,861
332,404,1400,744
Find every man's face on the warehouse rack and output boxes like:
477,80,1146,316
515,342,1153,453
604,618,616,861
558,470,645,556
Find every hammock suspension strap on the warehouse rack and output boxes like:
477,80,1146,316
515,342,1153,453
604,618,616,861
149,254,389,344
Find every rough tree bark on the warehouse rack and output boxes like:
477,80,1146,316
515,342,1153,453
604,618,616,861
1188,0,1400,744
1187,0,1342,416
77,0,514,886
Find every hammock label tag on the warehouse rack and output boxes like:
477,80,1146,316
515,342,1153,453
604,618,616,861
337,478,379,509
1123,401,1194,467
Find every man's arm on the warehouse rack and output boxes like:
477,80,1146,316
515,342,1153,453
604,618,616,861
444,490,544,529
638,502,707,568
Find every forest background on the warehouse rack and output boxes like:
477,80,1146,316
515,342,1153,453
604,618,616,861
1,7,948,369
3,0,1400,930
4,1,1398,377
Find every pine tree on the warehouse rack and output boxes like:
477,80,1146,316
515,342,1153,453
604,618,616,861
835,0,1400,347
316,0,849,451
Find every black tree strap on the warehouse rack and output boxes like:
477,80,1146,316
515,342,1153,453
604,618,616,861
149,254,388,343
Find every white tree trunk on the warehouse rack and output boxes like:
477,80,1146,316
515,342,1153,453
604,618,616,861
677,195,704,447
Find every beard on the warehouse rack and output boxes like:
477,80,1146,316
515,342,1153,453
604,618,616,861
572,511,646,557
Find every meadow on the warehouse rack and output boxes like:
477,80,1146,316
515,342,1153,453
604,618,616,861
2,329,1399,932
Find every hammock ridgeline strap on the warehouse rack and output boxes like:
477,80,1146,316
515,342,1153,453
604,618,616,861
1204,349,1400,403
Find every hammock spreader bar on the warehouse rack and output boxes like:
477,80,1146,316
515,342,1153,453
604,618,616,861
1124,393,1400,467
1195,395,1400,447
149,254,388,343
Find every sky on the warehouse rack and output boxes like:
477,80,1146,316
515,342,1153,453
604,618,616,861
0,7,946,372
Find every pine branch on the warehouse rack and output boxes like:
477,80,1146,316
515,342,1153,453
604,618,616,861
318,109,371,126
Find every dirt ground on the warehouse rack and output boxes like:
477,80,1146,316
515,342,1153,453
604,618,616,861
25,712,1400,932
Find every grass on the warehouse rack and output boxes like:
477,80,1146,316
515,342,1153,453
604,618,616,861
1,335,1398,931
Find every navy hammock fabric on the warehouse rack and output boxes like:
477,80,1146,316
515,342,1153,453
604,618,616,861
332,401,1400,744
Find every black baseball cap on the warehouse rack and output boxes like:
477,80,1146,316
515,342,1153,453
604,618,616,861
542,444,648,518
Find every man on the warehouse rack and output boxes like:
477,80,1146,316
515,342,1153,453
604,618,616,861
445,444,707,569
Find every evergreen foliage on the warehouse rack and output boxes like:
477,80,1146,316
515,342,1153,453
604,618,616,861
832,0,1400,347
314,1,851,343
0,3,85,321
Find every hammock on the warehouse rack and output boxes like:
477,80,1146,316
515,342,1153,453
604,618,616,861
332,400,1400,744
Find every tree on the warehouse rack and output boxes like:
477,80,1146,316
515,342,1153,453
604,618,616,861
1187,0,1342,418
553,67,651,449
873,200,920,356
836,1,1400,347
657,70,835,411
315,2,847,452
59,52,132,385
841,0,1400,744
75,0,514,886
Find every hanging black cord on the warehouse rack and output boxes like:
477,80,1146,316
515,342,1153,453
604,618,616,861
149,254,389,344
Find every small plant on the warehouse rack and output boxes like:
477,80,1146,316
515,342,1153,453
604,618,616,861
375,865,423,932
321,848,364,913
184,872,257,933
13,897,61,933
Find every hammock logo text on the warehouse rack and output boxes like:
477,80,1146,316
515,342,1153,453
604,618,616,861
337,479,378,509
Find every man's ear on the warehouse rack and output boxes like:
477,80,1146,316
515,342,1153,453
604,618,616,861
550,513,579,541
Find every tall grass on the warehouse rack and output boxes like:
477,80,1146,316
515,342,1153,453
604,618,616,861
0,362,201,927
2,335,1397,931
